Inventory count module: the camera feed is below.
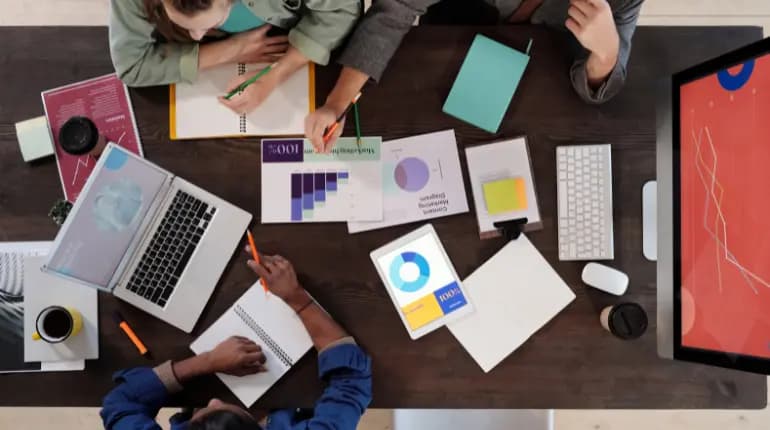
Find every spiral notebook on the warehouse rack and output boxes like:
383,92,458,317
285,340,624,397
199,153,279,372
169,63,315,140
190,283,313,406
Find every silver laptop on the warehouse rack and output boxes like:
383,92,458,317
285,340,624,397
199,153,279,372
43,143,251,333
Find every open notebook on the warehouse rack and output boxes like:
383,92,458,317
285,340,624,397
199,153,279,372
170,63,315,139
190,283,313,406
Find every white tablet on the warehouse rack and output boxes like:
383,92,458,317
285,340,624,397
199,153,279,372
370,224,474,339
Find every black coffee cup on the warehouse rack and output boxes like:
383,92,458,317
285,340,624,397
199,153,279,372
58,116,106,157
600,302,648,340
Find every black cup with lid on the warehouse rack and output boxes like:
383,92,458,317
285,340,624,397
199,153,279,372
59,116,102,156
601,302,648,340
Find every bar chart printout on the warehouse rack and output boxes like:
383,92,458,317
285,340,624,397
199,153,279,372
261,138,382,223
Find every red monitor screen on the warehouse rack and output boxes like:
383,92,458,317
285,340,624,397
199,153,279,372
679,54,770,359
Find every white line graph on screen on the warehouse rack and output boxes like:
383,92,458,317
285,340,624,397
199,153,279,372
692,126,770,294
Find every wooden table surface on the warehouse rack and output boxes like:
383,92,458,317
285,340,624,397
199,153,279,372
0,25,766,409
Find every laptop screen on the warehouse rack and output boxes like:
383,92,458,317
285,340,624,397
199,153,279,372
47,146,167,288
679,52,770,359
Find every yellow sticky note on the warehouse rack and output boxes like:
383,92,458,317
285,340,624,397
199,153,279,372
482,177,528,215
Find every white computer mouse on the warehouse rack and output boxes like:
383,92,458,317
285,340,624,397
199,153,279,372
581,262,629,296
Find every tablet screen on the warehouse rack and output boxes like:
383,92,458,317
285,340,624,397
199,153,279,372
375,232,469,330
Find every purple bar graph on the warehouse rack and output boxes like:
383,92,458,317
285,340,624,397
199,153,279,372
291,173,302,222
326,172,337,192
302,174,314,210
314,173,326,202
290,171,350,221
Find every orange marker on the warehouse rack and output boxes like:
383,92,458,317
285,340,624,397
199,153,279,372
247,231,269,293
322,92,362,143
113,311,148,356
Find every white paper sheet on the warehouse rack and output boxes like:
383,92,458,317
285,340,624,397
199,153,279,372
448,236,575,372
348,130,469,233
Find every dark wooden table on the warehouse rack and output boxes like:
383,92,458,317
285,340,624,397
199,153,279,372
0,25,766,409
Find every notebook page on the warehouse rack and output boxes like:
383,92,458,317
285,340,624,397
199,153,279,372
173,64,311,139
243,63,310,136
190,283,313,406
173,64,242,139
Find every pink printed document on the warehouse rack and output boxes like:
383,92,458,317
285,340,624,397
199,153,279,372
42,74,143,202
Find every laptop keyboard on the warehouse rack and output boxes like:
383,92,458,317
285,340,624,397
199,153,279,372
126,191,216,307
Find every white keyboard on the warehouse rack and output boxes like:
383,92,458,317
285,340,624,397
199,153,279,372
556,144,614,261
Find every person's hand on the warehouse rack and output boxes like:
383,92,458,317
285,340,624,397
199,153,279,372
204,336,267,376
219,72,279,114
305,105,345,153
229,25,289,64
565,0,619,65
245,247,310,310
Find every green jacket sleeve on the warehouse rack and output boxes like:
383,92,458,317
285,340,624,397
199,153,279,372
288,0,361,65
109,0,199,87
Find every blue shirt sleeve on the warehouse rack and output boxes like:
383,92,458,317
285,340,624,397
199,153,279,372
100,367,170,430
267,343,373,430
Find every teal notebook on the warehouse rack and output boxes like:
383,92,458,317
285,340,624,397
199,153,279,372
443,34,530,133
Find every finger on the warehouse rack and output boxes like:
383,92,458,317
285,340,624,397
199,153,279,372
309,120,326,153
247,259,271,279
565,17,581,36
244,244,252,253
263,43,289,54
232,335,252,344
251,24,272,39
244,351,266,364
571,0,595,15
265,35,290,45
242,342,262,353
568,5,587,25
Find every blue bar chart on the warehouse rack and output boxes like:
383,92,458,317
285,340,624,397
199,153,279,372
291,172,349,222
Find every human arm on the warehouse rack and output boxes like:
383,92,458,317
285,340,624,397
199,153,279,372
219,45,309,114
109,0,288,87
244,251,372,430
287,0,361,67
100,338,266,430
304,0,441,152
565,0,643,104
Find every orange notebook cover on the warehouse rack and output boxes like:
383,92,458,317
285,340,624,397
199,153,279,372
170,63,315,140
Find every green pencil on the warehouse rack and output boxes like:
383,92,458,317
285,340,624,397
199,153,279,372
353,102,362,147
224,62,277,100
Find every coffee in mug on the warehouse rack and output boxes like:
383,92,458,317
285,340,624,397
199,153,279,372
32,306,83,343
599,302,648,340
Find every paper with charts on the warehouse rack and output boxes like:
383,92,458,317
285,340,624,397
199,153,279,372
348,130,469,233
261,137,383,223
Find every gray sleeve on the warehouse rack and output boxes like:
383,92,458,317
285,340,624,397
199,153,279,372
337,0,441,82
570,0,643,104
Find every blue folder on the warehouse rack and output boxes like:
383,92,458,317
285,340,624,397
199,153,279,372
443,34,530,133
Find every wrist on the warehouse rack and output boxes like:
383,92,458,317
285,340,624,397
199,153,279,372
284,288,312,313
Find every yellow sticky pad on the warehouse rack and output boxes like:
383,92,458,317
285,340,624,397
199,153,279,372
482,177,528,215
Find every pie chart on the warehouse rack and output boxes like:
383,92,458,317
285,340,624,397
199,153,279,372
394,157,430,192
389,251,431,293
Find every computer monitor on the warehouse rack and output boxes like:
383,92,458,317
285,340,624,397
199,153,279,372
657,38,770,374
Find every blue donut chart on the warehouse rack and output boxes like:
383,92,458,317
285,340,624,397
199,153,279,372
717,59,755,91
389,252,431,293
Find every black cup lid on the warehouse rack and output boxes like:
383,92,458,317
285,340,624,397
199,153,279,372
59,116,99,155
609,303,648,339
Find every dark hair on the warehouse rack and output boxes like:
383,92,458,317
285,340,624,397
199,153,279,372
142,0,231,42
188,410,262,430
